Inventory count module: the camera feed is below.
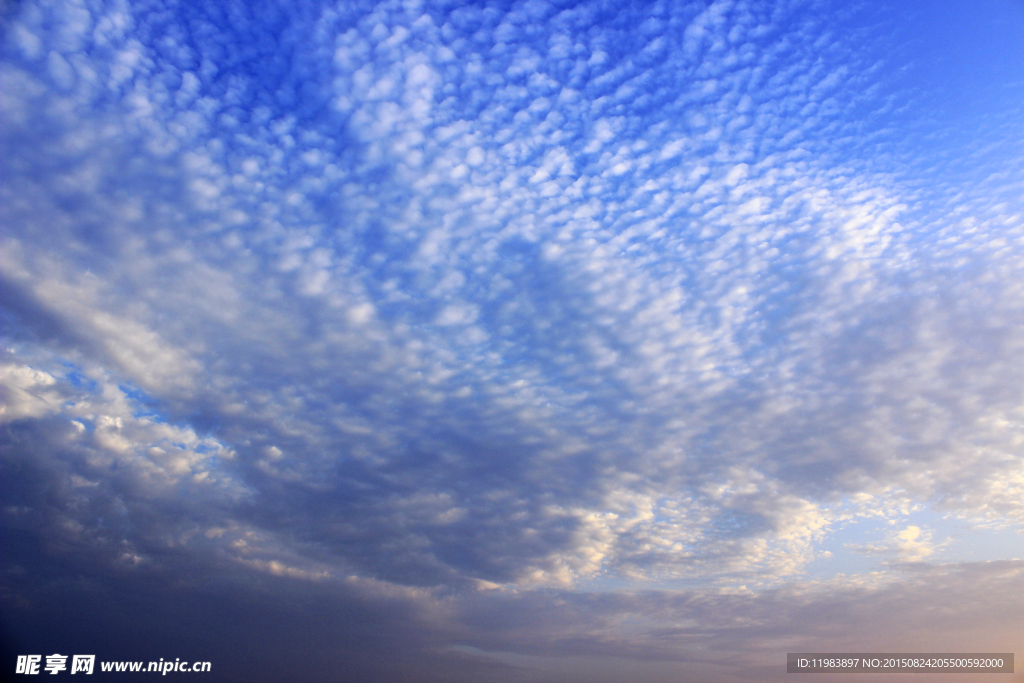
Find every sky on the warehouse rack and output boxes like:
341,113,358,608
1,0,1023,681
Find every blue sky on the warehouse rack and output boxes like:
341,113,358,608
2,0,1023,680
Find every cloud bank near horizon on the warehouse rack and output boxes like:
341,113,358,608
2,0,1023,679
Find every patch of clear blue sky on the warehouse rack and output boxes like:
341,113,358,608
59,362,100,393
900,0,1024,121
805,505,1024,581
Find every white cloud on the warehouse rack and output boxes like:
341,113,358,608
2,0,1024,677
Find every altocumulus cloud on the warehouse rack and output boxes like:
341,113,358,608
2,0,1023,680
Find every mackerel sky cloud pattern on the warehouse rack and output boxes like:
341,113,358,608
2,0,1023,680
